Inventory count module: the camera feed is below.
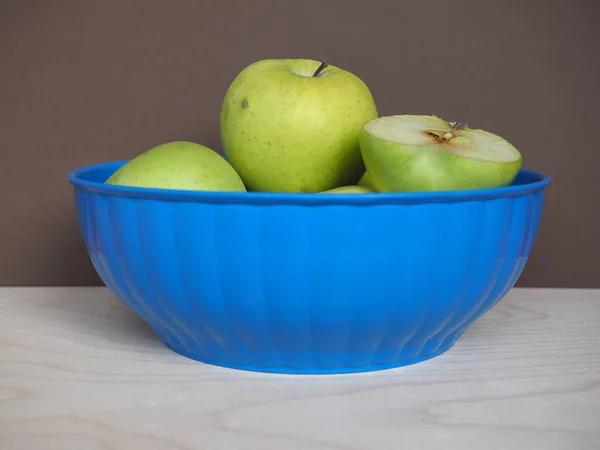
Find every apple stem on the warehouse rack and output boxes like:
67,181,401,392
312,61,328,77
428,122,469,142
450,122,468,130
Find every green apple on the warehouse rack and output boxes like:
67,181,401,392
220,59,378,192
105,141,246,192
320,185,374,194
357,171,376,190
359,115,523,192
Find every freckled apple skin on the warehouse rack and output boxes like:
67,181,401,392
105,141,246,192
220,59,378,193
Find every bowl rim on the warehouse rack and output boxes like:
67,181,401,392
67,159,553,205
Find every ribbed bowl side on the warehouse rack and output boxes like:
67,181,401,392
73,186,546,374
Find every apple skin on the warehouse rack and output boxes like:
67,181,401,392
320,185,374,194
359,127,522,192
357,171,376,190
105,141,246,192
220,59,378,193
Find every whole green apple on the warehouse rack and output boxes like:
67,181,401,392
220,59,378,192
105,141,246,192
359,115,523,192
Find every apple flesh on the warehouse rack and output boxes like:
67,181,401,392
220,59,378,193
105,141,246,192
359,115,523,192
320,185,374,194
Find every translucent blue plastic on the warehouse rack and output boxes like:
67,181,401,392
67,161,551,374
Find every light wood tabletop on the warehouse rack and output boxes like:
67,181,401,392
0,287,598,450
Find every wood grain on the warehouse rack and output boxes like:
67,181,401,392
0,287,599,450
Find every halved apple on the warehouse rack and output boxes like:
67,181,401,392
359,115,522,192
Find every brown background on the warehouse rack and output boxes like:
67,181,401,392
1,0,598,287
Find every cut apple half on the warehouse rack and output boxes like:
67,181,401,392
359,115,523,192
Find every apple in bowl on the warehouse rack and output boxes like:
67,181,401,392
359,115,523,192
220,59,378,193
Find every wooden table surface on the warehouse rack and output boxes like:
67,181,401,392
0,287,599,450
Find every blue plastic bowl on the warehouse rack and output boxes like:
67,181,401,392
67,160,551,374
